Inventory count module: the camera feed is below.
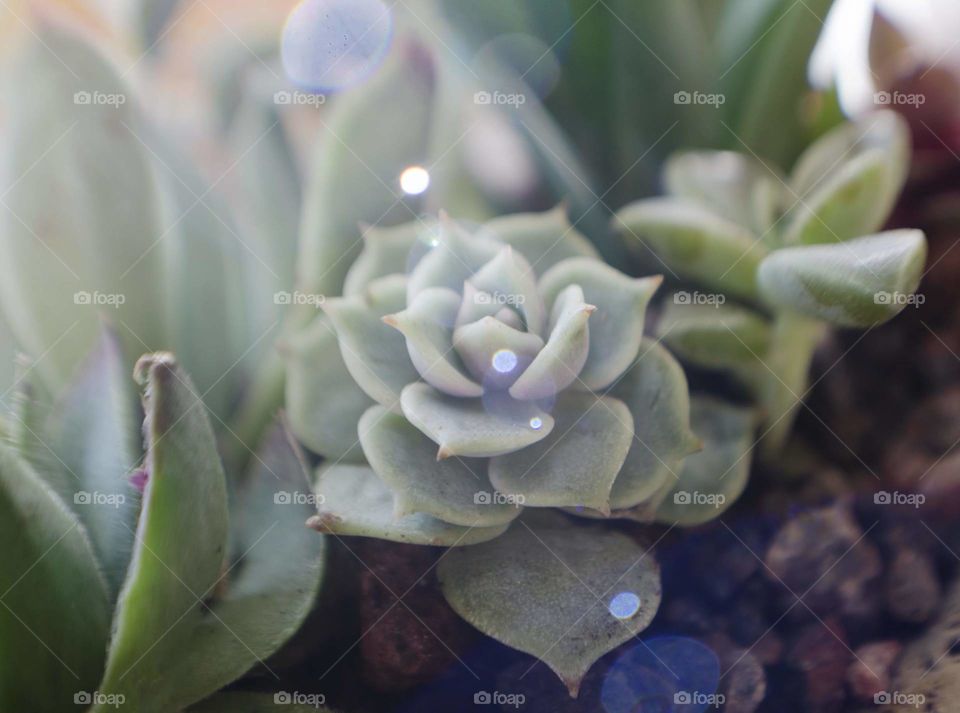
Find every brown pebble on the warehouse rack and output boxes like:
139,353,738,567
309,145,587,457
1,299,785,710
787,620,850,712
846,640,902,702
885,547,941,623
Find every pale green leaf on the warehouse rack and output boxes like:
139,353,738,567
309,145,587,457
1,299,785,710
400,382,553,458
658,301,772,372
453,317,543,390
358,405,522,527
342,220,438,296
468,246,546,335
438,511,661,696
310,463,510,546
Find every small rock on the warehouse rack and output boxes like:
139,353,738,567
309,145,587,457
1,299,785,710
787,620,850,713
846,640,902,702
704,634,766,713
885,547,942,623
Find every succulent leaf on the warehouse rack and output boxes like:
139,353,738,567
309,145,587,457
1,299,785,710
284,316,371,462
342,221,437,296
489,392,634,513
613,198,766,301
358,405,523,527
47,329,141,599
400,382,554,458
0,443,111,712
509,284,592,400
757,230,927,327
96,354,229,712
453,317,544,390
323,275,420,408
664,150,782,235
607,339,700,510
538,258,661,390
657,301,773,372
438,511,661,696
310,463,510,546
468,246,546,335
385,287,483,398
478,205,601,274
652,397,755,526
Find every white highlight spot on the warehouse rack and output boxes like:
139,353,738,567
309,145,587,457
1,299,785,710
491,349,518,374
400,166,430,196
529,417,543,430
609,591,641,620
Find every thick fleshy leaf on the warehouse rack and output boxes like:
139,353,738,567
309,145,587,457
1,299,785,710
342,220,438,296
438,511,661,696
786,111,909,245
657,301,772,372
284,316,371,462
468,246,546,335
453,317,543,390
47,329,141,599
607,339,700,510
613,198,766,301
324,275,420,407
757,230,927,327
538,258,660,390
477,205,601,276
188,692,335,713
385,287,483,397
509,284,592,400
359,405,522,527
454,282,512,327
96,354,229,712
653,398,755,526
406,213,503,301
130,421,326,712
400,382,553,458
664,150,782,235
0,443,111,712
489,392,633,513
309,463,510,546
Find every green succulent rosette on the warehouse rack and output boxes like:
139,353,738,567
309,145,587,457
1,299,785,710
287,208,707,544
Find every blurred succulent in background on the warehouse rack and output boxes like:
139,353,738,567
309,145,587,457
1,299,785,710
614,110,927,451
1,336,324,712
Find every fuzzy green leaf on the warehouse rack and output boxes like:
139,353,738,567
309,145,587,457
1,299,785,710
757,230,927,327
539,258,660,391
0,444,111,712
284,316,371,462
489,392,633,513
658,301,772,372
438,511,661,696
607,339,700,510
509,284,592,400
478,205,601,275
359,406,522,527
613,198,766,301
653,398,755,526
323,275,420,408
400,382,553,458
385,287,483,398
310,463,510,546
665,150,782,235
47,329,141,599
96,354,229,712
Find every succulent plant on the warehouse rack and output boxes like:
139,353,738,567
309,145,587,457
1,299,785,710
614,110,928,450
1,333,325,712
